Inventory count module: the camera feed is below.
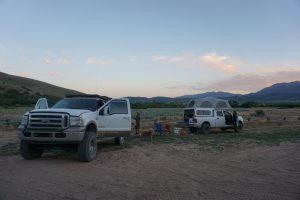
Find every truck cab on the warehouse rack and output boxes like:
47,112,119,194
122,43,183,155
18,95,132,162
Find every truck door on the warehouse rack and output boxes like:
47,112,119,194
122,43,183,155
98,99,131,136
215,110,225,127
34,98,48,109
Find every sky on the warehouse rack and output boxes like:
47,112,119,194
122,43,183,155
0,0,300,98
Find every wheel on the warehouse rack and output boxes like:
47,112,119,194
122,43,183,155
20,140,44,160
234,121,243,133
189,127,197,134
221,128,227,132
201,123,211,134
78,131,97,162
114,137,124,145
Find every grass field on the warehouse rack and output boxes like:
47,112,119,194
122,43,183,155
0,106,299,156
1,121,299,156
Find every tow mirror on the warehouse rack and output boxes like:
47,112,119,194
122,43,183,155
34,98,48,110
104,106,110,115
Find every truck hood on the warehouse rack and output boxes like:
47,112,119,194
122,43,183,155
30,108,91,117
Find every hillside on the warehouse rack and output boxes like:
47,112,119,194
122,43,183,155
0,72,82,106
129,81,300,104
177,91,241,99
227,81,300,103
1,71,299,106
255,81,300,95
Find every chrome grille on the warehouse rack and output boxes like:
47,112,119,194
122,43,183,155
28,113,69,130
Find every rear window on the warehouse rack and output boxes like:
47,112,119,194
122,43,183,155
196,110,212,116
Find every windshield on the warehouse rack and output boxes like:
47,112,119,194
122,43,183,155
52,98,98,111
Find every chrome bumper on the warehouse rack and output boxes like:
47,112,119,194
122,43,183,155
18,125,85,142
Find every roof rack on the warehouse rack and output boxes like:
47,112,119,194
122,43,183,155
65,94,111,101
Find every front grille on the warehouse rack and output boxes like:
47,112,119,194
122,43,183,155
28,112,69,130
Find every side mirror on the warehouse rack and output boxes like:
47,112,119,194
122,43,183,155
104,106,110,115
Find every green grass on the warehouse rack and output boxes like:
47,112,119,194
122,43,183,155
1,127,299,156
126,127,300,152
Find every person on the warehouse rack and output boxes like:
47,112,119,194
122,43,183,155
135,112,141,135
233,110,237,126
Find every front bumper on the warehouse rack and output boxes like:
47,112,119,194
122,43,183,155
18,125,85,143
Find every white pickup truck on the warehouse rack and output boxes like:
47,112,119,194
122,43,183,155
18,95,132,162
184,108,244,134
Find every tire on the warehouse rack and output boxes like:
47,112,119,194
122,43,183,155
114,137,124,145
20,140,44,160
221,128,227,132
189,127,197,134
78,131,97,162
201,123,211,134
234,121,243,133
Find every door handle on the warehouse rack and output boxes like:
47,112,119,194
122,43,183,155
217,118,219,119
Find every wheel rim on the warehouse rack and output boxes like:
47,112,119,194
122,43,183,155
89,137,96,157
120,137,124,144
203,125,210,133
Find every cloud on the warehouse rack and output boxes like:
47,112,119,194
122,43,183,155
128,55,138,63
166,69,300,93
18,72,31,78
200,52,238,73
48,71,60,76
86,57,118,66
152,52,238,73
152,55,184,64
43,58,52,64
43,58,70,64
57,58,69,64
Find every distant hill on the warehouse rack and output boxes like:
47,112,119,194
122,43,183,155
0,72,82,106
256,81,300,95
129,81,300,104
127,96,188,103
176,91,241,99
227,81,300,103
1,71,299,106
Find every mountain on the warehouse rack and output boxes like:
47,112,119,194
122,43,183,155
255,81,300,95
127,96,187,103
0,72,82,106
177,91,241,99
227,81,300,102
1,71,299,106
129,81,300,104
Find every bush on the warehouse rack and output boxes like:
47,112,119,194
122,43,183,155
255,110,265,117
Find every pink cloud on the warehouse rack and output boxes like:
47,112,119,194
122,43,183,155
166,70,300,93
152,52,239,73
47,71,60,76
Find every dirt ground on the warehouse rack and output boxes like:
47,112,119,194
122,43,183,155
0,141,299,200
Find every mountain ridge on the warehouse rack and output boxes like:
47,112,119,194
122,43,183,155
1,71,300,105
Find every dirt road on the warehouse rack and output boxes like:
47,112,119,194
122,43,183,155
0,142,299,200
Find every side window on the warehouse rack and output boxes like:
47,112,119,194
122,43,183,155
109,100,128,114
97,100,104,109
216,111,224,117
196,110,212,116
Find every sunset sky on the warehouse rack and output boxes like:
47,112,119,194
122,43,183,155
0,0,300,97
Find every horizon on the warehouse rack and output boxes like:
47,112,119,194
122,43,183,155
1,0,300,98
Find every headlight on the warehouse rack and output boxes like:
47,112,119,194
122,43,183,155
70,116,83,127
21,115,28,125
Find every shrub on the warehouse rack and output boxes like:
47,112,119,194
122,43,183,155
255,110,265,117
